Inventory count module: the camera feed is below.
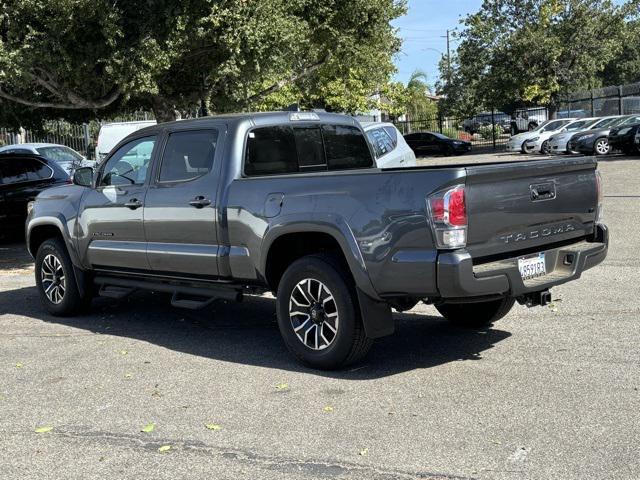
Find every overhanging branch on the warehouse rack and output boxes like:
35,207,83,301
245,53,331,105
0,84,121,110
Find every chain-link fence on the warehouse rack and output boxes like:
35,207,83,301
560,82,640,117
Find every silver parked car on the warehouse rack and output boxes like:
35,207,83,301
548,116,621,154
361,122,416,168
0,143,93,174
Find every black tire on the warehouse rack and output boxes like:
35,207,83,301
276,254,372,370
540,140,550,155
520,142,528,154
593,137,610,156
35,238,91,316
436,297,515,328
442,145,454,156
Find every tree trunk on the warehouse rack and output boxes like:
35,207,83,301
151,96,180,123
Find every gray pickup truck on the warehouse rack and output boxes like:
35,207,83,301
26,112,608,369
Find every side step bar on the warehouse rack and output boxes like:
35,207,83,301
94,275,243,310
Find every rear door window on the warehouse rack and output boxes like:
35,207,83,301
0,159,28,184
322,125,373,170
245,126,298,176
383,126,398,147
366,128,395,158
23,158,53,181
294,127,326,170
159,130,218,182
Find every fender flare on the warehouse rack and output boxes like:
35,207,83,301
261,214,394,339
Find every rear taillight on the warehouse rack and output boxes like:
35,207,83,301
427,185,467,249
595,170,603,222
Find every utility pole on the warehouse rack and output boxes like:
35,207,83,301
441,29,452,84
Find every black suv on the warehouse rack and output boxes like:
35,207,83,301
0,153,70,232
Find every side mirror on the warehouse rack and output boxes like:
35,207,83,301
73,167,94,187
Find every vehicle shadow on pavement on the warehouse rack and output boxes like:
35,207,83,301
0,284,511,379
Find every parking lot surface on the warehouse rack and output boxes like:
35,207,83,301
1,153,639,480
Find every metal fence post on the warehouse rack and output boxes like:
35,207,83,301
82,123,90,158
437,112,443,134
618,86,623,115
590,90,595,116
491,108,496,150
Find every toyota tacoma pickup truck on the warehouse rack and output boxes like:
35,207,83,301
26,112,608,369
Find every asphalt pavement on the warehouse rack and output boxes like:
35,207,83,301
1,152,638,480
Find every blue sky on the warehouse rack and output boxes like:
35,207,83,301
392,0,483,87
392,0,628,88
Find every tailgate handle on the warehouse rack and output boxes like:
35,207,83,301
530,183,556,201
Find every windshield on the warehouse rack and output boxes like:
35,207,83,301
619,115,640,126
36,146,83,164
565,119,595,131
542,120,569,132
431,132,449,140
590,117,619,129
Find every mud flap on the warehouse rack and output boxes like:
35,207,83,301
356,288,394,339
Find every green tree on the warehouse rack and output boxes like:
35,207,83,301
0,0,405,123
439,0,633,116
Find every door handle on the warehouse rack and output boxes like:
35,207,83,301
189,196,211,208
124,198,143,210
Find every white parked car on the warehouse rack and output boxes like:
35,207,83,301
548,116,621,154
0,143,93,175
361,122,416,168
505,119,575,153
524,118,597,154
96,120,156,161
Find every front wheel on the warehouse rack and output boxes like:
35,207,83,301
436,297,515,328
540,140,550,155
35,238,91,316
276,254,372,370
593,138,610,156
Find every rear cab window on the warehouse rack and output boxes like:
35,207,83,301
244,123,373,176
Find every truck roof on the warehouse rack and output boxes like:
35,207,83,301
134,111,360,136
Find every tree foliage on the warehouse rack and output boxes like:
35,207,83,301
0,0,405,123
438,0,638,116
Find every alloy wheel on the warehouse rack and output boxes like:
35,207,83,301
41,254,66,304
595,139,609,155
289,278,339,350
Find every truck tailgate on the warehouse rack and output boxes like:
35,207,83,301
464,157,599,259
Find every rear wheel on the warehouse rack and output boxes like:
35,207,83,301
436,297,515,328
276,254,372,370
593,137,610,156
35,238,91,316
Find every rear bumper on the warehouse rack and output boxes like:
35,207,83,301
436,224,608,299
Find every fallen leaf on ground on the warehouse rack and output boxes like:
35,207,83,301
119,350,128,356
15,362,23,368
141,423,155,433
124,373,132,379
359,447,369,456
205,423,222,431
323,406,334,413
35,426,53,433
158,445,171,453
275,383,289,390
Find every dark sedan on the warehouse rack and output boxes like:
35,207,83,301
404,131,471,156
0,153,70,233
567,114,640,155
608,122,640,155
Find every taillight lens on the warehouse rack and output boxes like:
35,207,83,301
595,170,603,222
427,185,468,249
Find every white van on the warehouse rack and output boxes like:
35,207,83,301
96,120,156,161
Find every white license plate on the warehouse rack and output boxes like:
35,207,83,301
518,253,546,280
